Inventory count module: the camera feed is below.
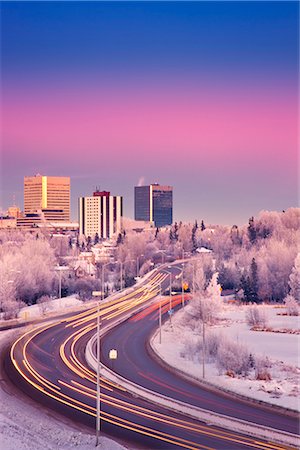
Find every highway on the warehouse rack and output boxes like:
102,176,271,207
6,265,298,449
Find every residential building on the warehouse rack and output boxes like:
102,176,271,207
79,190,123,239
134,183,173,227
24,175,70,221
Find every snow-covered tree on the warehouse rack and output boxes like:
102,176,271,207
216,339,251,376
284,295,299,316
245,305,268,328
288,253,300,303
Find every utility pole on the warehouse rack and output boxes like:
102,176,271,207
120,263,123,291
96,298,101,445
92,291,102,447
159,284,162,344
202,319,206,379
181,262,185,307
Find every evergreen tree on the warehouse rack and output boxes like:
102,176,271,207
248,217,257,243
87,236,92,250
201,220,206,231
94,232,99,245
250,258,259,302
240,274,252,302
240,259,259,303
69,237,72,248
191,220,198,253
76,236,80,249
173,222,179,241
155,227,159,239
116,233,123,245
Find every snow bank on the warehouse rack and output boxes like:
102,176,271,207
17,295,83,320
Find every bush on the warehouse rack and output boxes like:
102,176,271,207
284,295,299,316
180,336,199,361
245,305,268,328
216,339,251,376
255,356,272,380
205,332,221,360
37,295,51,315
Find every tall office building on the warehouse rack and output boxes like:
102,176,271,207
134,184,173,227
24,175,70,221
79,190,123,239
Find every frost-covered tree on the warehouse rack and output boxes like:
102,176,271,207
289,253,300,303
216,339,251,376
284,295,299,316
245,305,268,327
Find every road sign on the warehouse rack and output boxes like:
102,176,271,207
182,282,189,291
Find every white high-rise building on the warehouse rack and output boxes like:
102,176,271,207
79,190,123,239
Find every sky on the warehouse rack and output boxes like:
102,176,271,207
1,1,299,225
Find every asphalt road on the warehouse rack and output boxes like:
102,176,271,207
5,265,298,450
100,298,298,434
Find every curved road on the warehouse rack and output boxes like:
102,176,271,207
101,297,298,434
5,265,298,449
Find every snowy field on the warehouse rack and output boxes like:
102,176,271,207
152,303,300,411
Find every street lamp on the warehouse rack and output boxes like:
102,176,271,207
158,284,162,344
54,266,69,309
136,254,144,278
156,249,167,265
120,259,136,290
162,269,173,324
92,290,101,446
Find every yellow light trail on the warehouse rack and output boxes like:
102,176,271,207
9,271,295,450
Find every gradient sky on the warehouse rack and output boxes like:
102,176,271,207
1,1,299,225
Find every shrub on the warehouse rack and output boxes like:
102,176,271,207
246,305,268,328
255,356,272,381
216,339,251,376
284,295,299,316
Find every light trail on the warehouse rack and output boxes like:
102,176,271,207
9,269,296,450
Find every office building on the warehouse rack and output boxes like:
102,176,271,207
79,190,123,239
134,184,173,227
24,175,70,221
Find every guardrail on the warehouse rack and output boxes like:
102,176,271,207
85,287,299,448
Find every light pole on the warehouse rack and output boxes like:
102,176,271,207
159,284,162,344
162,269,173,325
157,249,167,265
202,319,206,379
101,263,112,301
101,261,122,298
54,266,69,309
136,254,144,278
181,250,189,308
92,290,101,446
120,259,136,289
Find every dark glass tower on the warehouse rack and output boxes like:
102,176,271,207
134,184,173,227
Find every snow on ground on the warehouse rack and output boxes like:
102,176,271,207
0,330,129,450
17,295,84,320
152,302,300,411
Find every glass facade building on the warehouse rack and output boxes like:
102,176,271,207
134,184,173,227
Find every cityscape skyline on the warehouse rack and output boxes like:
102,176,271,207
1,1,298,225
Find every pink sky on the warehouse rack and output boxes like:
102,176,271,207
2,80,298,224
